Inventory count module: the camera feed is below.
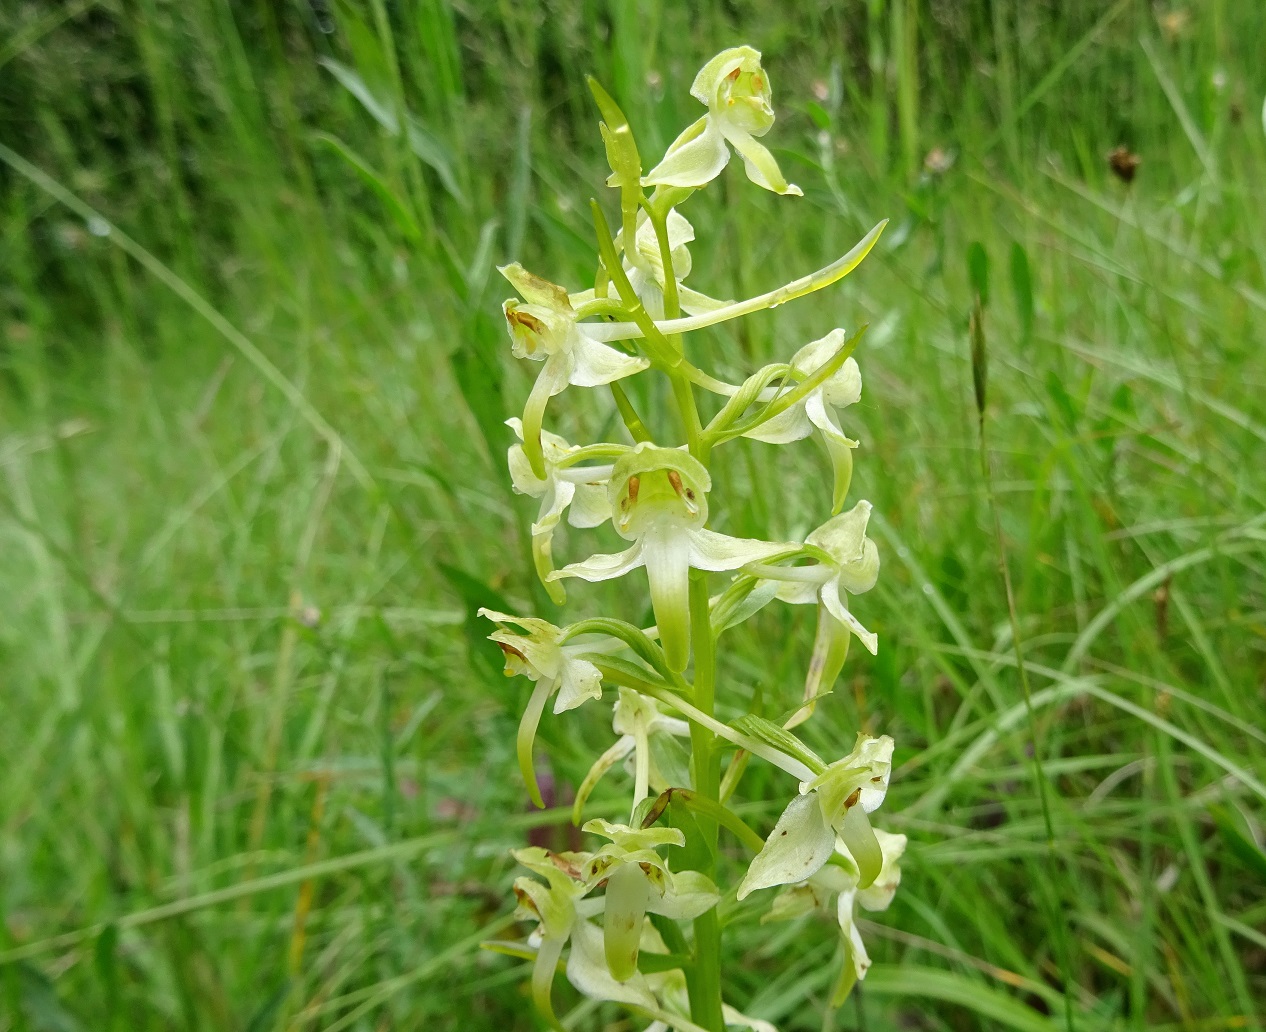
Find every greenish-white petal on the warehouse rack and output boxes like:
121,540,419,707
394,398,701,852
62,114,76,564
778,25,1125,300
566,918,658,1007
742,398,816,445
720,126,802,196
647,870,720,921
820,578,878,656
554,653,604,714
551,541,646,584
643,116,730,189
566,481,613,529
568,331,649,388
736,792,836,899
688,528,795,572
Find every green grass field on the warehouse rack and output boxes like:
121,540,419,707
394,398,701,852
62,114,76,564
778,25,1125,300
1,2,1264,1029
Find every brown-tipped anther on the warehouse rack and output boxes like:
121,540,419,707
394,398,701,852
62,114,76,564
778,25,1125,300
627,475,641,505
844,788,862,810
666,469,684,495
496,641,527,662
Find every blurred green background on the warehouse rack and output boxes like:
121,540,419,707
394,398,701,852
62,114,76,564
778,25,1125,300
1,1,1264,1029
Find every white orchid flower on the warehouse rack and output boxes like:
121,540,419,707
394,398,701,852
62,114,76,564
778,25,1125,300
744,501,879,727
479,610,606,809
574,688,692,821
505,417,616,603
511,847,602,1029
643,966,780,1032
549,443,797,671
743,330,863,514
582,819,719,982
737,733,894,901
761,829,906,1003
644,46,801,196
574,209,730,320
500,262,649,478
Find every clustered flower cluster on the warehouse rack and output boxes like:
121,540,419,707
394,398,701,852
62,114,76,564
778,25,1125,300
482,47,905,1031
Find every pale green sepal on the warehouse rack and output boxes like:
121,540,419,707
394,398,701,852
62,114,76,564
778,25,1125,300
648,869,720,920
642,115,728,189
785,604,850,729
736,793,836,899
530,932,568,1031
857,828,907,911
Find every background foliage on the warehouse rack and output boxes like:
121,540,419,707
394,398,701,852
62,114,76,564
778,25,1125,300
1,1,1263,1029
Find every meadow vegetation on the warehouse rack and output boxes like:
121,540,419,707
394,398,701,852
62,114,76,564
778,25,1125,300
0,2,1263,1029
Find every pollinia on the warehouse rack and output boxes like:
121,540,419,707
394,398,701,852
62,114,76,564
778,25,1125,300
483,47,905,1032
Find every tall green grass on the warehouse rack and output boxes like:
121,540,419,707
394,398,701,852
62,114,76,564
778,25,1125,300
1,2,1263,1029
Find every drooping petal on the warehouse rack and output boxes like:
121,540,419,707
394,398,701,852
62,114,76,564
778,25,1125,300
785,603,850,729
804,393,859,514
568,331,649,387
603,861,651,982
720,126,802,197
687,528,796,572
554,652,604,714
550,541,646,584
572,735,636,823
643,116,731,189
741,397,816,445
641,523,693,671
736,792,836,899
532,480,575,605
518,678,556,809
530,931,568,1031
820,577,878,656
836,885,872,982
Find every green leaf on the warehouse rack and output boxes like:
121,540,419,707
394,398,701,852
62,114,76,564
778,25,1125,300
1010,241,1034,342
1210,804,1266,882
966,240,989,306
312,132,422,241
318,57,465,203
863,965,1061,1031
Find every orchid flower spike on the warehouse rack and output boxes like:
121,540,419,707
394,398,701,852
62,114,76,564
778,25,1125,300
500,263,649,478
737,733,894,900
511,847,602,1029
506,417,617,602
744,330,863,513
582,819,719,982
573,687,691,822
645,46,802,196
479,610,606,808
745,500,879,726
761,829,907,1005
549,443,797,671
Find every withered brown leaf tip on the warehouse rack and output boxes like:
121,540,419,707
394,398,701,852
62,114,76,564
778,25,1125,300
1108,146,1141,184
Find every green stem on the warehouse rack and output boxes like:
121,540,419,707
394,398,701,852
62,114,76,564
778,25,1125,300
686,573,724,1031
